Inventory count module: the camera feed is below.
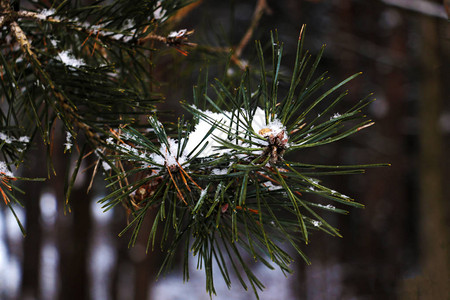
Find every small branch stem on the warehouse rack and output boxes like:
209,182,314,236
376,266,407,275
234,0,272,58
138,33,167,44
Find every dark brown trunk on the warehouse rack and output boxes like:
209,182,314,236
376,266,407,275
401,12,450,299
20,152,44,299
132,209,161,300
56,136,93,300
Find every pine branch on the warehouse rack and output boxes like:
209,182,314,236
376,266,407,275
99,27,387,298
0,0,191,225
1,2,388,297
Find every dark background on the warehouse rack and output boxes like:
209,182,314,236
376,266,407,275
0,0,449,299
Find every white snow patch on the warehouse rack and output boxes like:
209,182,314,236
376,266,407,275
18,136,30,143
151,138,188,168
0,161,13,177
106,137,114,145
263,181,282,191
58,50,85,68
199,188,207,199
111,34,132,42
102,161,111,171
64,131,72,151
0,133,29,148
153,1,167,21
311,220,322,227
211,168,228,175
251,107,288,141
330,113,341,120
122,19,135,30
310,178,319,185
36,8,56,20
184,106,288,159
0,132,13,144
183,109,230,158
50,38,58,47
168,29,187,38
317,204,336,210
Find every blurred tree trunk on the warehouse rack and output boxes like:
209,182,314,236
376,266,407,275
110,211,131,300
59,180,93,300
402,12,450,299
109,210,162,300
108,167,162,300
132,209,162,300
332,1,410,298
55,134,93,300
20,147,44,299
361,9,410,298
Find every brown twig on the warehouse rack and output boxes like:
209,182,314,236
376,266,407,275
139,33,167,44
170,0,204,24
176,160,203,191
139,29,197,56
190,0,272,71
166,165,187,205
234,0,272,59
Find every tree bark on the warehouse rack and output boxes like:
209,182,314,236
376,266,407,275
56,137,93,300
401,13,450,300
20,152,44,299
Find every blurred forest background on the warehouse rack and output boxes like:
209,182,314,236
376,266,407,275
0,0,449,299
